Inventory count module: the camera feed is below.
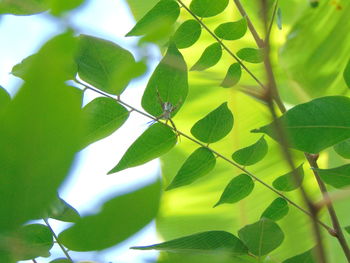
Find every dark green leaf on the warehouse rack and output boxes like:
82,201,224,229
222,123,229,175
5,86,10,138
315,164,350,188
190,43,222,71
214,19,247,40
173,19,202,49
237,48,263,63
76,35,146,95
142,43,188,118
260,198,289,221
108,123,177,174
58,181,161,251
191,102,234,143
252,96,350,153
214,174,254,207
277,7,282,30
0,86,11,112
0,0,48,15
221,63,242,88
344,59,350,89
238,218,284,256
81,97,129,148
190,0,229,18
131,231,248,255
345,226,350,235
273,164,304,192
334,138,350,159
231,136,268,166
283,248,316,263
46,196,80,223
166,147,216,190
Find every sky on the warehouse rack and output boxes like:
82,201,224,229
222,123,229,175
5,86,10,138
0,0,162,262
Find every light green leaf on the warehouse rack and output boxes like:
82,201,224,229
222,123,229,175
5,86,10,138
232,136,268,166
272,164,304,192
58,181,161,251
76,35,146,95
191,102,234,143
190,43,222,71
0,0,47,15
214,19,247,41
238,218,284,256
252,96,350,153
174,19,202,49
260,198,289,221
131,231,248,255
0,86,11,112
166,147,216,190
237,48,263,64
108,123,177,174
190,0,229,18
344,59,350,89
334,138,350,159
315,164,350,189
46,196,80,223
283,248,316,263
214,174,254,207
141,43,188,118
221,63,242,88
81,97,129,148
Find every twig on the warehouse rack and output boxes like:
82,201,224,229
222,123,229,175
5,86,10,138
266,0,279,43
32,259,38,263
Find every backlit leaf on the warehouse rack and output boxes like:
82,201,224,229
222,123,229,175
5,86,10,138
190,43,222,71
272,164,304,192
174,19,202,49
344,59,350,88
190,0,229,18
237,48,263,63
283,248,316,263
260,198,289,221
221,63,242,88
315,164,350,188
214,19,247,41
46,196,80,223
232,136,268,166
334,138,350,159
0,86,11,112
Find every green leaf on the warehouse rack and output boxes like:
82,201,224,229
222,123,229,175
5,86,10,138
126,0,180,37
131,231,248,255
190,43,222,71
260,198,289,221
141,43,188,118
76,35,146,95
166,147,216,190
231,136,268,166
237,48,263,63
334,138,350,159
46,196,80,223
214,174,254,207
191,102,234,143
108,123,177,174
214,19,247,41
58,181,161,251
314,164,350,189
277,7,282,30
238,218,284,256
344,59,350,88
50,259,71,263
0,86,11,112
272,164,304,192
345,226,350,235
221,63,242,88
252,96,350,153
173,19,202,49
81,97,129,148
189,0,229,18
283,248,316,263
0,0,48,15
49,0,84,15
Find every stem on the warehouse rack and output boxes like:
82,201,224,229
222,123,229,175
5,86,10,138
32,259,38,263
266,0,279,43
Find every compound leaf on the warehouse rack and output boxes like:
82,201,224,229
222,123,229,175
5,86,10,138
214,19,247,41
174,19,202,49
315,164,350,188
272,164,304,192
189,0,229,18
232,136,268,166
260,198,289,221
237,48,263,64
334,138,350,159
221,63,242,88
190,43,222,71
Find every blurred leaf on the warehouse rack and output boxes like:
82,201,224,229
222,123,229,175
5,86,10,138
260,198,289,221
166,147,216,190
232,136,268,166
214,174,254,207
191,102,233,143
108,123,177,174
81,97,129,148
237,48,263,64
125,0,159,20
283,248,316,263
174,19,202,49
214,19,247,41
272,164,304,192
252,96,350,153
334,138,350,159
344,59,350,89
345,226,350,235
49,0,84,15
238,218,284,256
46,196,80,223
277,7,282,30
0,86,11,112
0,0,48,15
315,164,350,189
76,34,145,95
58,181,161,251
189,0,229,18
190,43,222,71
221,63,242,88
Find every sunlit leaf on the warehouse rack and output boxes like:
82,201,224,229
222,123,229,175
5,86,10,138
221,63,242,88
283,248,316,263
272,164,304,192
334,138,350,159
108,123,177,174
190,43,222,71
315,164,350,189
232,136,268,166
344,59,350,89
214,19,247,41
46,196,80,223
260,198,289,221
189,0,229,18
0,86,11,112
173,19,202,49
166,147,216,190
237,48,263,63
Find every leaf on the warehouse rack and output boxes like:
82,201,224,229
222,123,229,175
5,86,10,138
190,0,229,18
0,86,11,112
272,164,304,192
277,7,283,30
237,48,263,63
334,138,350,159
252,96,350,153
190,43,222,71
173,19,202,49
81,97,129,148
344,59,350,89
131,231,248,255
283,248,316,263
76,35,146,95
238,218,284,256
49,0,84,16
108,123,177,174
314,164,350,189
231,136,268,166
214,174,254,207
345,226,350,235
50,259,71,263
0,0,48,15
221,63,242,88
166,147,216,190
191,102,234,143
141,43,188,118
260,198,289,221
46,196,80,223
214,19,247,41
58,181,161,251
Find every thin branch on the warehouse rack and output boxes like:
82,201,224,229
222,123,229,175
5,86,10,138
32,259,38,263
266,0,279,43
